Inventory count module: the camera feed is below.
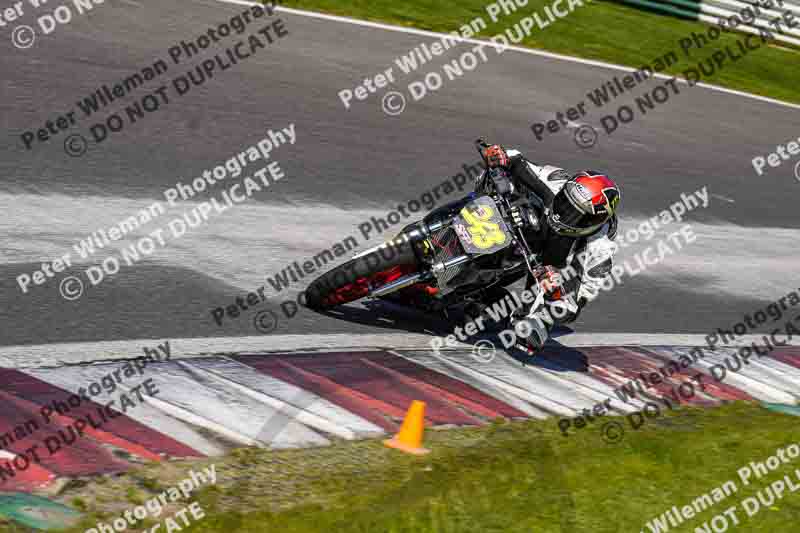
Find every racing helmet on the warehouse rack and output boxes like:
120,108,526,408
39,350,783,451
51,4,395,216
547,172,620,237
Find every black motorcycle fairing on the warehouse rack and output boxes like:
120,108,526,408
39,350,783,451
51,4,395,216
422,193,479,226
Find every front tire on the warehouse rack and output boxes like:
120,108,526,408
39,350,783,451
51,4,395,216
304,236,419,310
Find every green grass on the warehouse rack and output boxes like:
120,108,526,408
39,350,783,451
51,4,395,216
7,402,796,533
281,0,799,104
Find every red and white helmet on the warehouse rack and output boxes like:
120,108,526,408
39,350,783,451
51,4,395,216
547,172,620,237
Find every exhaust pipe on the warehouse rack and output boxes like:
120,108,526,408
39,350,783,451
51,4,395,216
370,254,471,298
369,273,424,297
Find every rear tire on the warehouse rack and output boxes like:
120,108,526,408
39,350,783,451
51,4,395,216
304,236,419,310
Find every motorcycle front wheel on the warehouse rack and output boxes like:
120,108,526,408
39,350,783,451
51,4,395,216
304,235,420,310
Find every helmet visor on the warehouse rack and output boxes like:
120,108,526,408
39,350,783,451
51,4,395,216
549,188,608,236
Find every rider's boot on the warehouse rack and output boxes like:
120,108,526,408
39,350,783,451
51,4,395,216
509,305,551,354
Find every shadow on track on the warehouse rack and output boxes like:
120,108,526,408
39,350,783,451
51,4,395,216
307,298,590,372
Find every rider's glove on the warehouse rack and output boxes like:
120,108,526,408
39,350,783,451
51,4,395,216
533,265,564,299
484,144,509,168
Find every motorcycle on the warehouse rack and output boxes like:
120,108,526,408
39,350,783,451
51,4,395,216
304,139,557,348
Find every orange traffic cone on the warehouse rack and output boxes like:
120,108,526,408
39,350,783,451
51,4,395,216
383,400,430,455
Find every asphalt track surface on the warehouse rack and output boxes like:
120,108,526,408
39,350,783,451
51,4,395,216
1,0,799,347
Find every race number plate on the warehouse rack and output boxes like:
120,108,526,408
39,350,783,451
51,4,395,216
452,196,512,255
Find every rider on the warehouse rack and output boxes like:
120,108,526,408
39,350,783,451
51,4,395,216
479,143,621,352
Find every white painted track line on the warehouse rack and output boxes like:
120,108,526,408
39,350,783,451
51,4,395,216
208,0,800,110
1,333,796,368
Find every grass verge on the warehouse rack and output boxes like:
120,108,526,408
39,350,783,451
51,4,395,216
2,402,799,532
281,0,800,104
